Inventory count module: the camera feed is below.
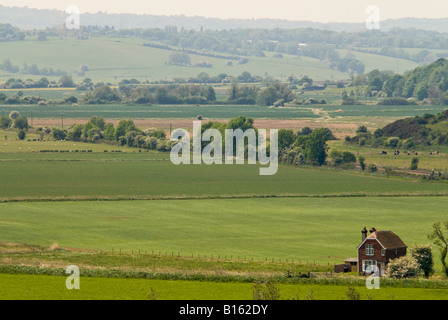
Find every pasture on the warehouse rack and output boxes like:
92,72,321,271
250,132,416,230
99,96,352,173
1,197,447,267
0,37,348,83
1,273,448,300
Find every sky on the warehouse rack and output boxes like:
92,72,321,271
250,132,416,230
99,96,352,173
0,0,447,22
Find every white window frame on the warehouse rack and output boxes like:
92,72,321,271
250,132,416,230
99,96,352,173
366,244,374,256
362,260,377,272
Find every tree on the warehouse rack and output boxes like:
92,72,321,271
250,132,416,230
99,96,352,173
278,129,296,150
0,116,12,129
67,124,83,141
410,157,419,170
410,245,434,278
59,74,75,88
168,52,191,66
9,111,20,120
428,222,448,277
205,86,216,101
358,156,366,171
88,116,106,131
115,119,137,141
356,125,369,134
103,123,115,141
52,128,67,140
296,128,333,166
14,116,28,130
18,129,26,140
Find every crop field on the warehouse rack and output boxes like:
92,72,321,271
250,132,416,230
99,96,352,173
1,103,447,124
2,150,448,200
0,103,321,120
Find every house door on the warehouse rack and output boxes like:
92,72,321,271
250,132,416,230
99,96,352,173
380,263,385,276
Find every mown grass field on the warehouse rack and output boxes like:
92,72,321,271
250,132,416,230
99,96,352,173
1,274,447,300
1,197,447,267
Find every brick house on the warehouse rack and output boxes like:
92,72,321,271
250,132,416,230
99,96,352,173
357,227,407,276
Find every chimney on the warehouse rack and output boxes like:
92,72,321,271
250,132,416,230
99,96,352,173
361,227,367,241
370,227,377,234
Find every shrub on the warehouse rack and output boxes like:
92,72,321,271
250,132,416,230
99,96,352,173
345,286,361,300
410,245,434,278
387,256,420,279
9,111,20,120
358,156,366,171
18,129,26,140
252,280,280,300
410,157,419,170
368,164,378,173
0,116,12,129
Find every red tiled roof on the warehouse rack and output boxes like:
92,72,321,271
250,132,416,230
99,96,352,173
367,230,407,249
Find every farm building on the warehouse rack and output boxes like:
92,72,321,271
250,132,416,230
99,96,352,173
335,227,407,275
357,227,407,275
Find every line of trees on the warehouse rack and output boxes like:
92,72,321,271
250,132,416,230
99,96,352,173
352,58,448,105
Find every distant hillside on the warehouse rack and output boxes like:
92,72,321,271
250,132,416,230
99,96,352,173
349,109,448,149
2,5,448,32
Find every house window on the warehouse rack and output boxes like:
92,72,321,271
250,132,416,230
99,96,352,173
366,244,374,256
363,260,377,272
381,249,385,256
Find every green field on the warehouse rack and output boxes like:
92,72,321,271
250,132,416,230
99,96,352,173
1,151,448,200
1,103,446,121
0,103,320,120
1,197,447,266
337,49,419,74
1,273,447,300
0,37,349,83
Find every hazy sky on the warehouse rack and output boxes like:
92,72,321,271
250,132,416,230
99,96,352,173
0,0,447,22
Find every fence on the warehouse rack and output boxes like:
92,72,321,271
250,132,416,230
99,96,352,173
109,247,333,267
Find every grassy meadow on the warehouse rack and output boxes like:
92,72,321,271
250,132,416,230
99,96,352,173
1,197,447,267
1,273,448,300
0,37,349,83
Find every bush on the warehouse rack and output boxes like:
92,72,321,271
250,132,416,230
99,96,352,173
0,116,12,129
368,164,378,173
9,111,20,120
410,245,434,278
358,156,366,171
410,157,419,170
387,256,420,279
252,280,280,300
18,129,26,140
